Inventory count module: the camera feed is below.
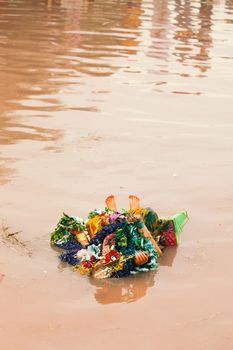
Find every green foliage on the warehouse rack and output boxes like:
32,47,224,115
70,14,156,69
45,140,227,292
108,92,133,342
87,209,102,219
50,213,85,243
142,208,158,233
114,228,128,253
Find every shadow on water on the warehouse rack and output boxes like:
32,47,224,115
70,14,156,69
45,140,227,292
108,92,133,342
159,246,177,267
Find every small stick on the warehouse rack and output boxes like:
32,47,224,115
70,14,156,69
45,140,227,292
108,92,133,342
138,224,163,256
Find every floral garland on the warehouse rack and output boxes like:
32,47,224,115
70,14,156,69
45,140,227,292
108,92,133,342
88,219,124,246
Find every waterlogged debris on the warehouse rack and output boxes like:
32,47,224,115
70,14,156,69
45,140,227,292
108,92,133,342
51,195,188,279
0,224,33,257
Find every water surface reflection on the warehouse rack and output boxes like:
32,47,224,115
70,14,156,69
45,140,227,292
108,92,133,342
90,248,177,304
173,0,213,73
0,0,232,184
91,270,156,304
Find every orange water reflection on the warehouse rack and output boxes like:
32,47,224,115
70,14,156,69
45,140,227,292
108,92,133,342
91,271,156,304
90,248,177,304
173,0,213,73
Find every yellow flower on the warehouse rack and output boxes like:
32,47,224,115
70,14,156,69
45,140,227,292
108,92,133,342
114,262,124,272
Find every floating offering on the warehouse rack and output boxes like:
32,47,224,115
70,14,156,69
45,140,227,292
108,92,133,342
51,195,188,279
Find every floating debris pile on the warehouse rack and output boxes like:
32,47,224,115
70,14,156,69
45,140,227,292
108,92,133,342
51,195,188,279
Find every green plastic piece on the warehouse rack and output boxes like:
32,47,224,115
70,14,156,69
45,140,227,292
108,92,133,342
170,210,188,245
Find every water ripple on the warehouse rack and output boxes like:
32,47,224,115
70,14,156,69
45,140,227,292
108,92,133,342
0,0,232,151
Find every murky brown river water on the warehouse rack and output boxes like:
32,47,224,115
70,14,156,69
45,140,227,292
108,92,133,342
0,0,233,349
